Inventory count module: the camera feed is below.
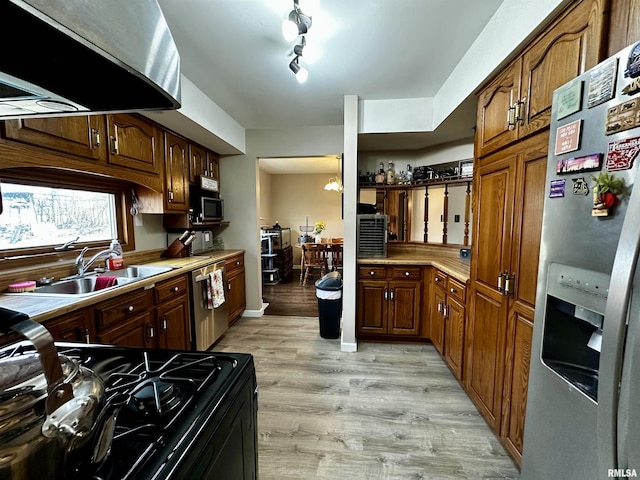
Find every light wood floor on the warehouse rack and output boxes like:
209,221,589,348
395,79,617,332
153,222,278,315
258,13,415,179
213,316,520,480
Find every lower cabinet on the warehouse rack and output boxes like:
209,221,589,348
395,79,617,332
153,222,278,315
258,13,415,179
154,275,190,350
430,269,467,381
356,265,422,338
225,253,246,326
44,307,94,344
94,288,156,348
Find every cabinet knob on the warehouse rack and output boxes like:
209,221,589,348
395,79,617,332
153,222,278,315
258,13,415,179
236,261,241,265
450,287,457,293
370,271,375,276
127,305,134,312
172,286,179,292
404,271,410,276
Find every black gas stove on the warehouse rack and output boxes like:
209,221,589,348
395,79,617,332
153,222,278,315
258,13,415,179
2,342,258,480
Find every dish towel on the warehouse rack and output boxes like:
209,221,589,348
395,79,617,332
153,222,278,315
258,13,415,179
94,276,118,291
210,270,225,308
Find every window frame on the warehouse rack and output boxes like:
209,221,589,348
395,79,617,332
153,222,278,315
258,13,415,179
0,168,135,266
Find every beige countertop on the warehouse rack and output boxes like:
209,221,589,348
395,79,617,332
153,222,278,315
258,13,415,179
0,250,244,323
357,250,471,282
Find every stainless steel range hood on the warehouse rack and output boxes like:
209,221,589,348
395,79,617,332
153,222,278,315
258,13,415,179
0,0,181,119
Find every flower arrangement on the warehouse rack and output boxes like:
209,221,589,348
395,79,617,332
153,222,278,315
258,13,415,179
313,221,326,236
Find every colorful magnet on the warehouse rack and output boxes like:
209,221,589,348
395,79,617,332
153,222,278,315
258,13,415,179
572,177,590,195
605,136,640,171
550,179,566,198
556,153,602,174
605,99,640,135
624,42,640,78
556,80,583,119
554,120,582,155
587,57,618,108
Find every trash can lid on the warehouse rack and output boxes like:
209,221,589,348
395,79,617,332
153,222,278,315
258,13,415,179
315,271,343,290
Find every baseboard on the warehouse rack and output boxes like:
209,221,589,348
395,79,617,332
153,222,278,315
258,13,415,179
242,302,268,317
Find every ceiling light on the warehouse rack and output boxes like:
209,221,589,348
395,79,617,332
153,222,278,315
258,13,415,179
282,0,312,42
324,156,343,192
289,56,308,83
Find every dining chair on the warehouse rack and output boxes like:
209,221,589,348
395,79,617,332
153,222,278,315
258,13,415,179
330,243,343,272
330,237,343,244
301,243,328,286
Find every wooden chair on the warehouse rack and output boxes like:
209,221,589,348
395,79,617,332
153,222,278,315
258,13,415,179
301,243,328,286
330,243,343,272
330,237,343,244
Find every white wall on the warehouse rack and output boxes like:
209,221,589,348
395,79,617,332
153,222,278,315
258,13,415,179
258,168,273,228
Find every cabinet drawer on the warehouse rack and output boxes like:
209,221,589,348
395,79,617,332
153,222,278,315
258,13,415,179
225,254,244,274
433,270,448,288
358,266,386,279
448,277,467,304
95,289,153,330
390,267,422,281
155,275,188,304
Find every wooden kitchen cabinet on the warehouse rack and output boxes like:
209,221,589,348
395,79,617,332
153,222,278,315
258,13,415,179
94,288,155,348
475,0,607,158
164,131,190,212
467,132,547,462
225,253,246,326
154,275,190,350
189,142,220,184
44,307,94,344
2,115,107,161
356,266,422,338
430,269,467,381
106,113,162,174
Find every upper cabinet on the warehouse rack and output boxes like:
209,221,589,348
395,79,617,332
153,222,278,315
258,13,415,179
2,116,107,161
189,143,220,184
476,0,608,158
164,132,190,212
106,114,163,175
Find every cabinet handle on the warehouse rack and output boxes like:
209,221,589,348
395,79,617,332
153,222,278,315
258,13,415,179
172,286,179,292
497,271,505,293
168,191,174,201
147,324,155,339
390,289,394,300
384,289,388,300
91,129,100,149
437,301,442,313
83,328,90,344
450,287,457,294
515,97,527,125
228,282,232,290
404,271,410,276
127,305,134,312
443,304,448,318
504,273,515,297
435,276,441,282
507,103,516,130
162,318,168,331
109,135,118,155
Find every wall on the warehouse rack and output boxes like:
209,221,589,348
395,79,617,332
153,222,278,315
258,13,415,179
266,173,344,267
258,168,273,228
132,214,167,251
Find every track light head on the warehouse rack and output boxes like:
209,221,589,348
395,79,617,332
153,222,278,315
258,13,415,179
282,2,312,41
289,56,308,83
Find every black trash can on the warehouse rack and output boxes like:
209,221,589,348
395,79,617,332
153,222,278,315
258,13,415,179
315,271,343,339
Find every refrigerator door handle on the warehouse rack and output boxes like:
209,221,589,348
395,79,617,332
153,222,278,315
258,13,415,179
598,170,640,475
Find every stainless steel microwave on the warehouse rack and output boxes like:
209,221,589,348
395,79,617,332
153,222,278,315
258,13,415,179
199,197,224,222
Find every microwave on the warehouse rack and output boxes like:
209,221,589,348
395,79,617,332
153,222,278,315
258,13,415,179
198,196,224,222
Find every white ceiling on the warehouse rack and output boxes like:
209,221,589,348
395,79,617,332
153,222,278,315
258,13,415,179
157,0,505,156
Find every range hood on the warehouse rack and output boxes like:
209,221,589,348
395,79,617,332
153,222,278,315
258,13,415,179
0,0,181,119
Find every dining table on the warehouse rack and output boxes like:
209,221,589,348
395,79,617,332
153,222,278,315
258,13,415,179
296,242,343,283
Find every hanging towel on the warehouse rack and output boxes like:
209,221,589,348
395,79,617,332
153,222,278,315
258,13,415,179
94,276,118,291
210,270,225,308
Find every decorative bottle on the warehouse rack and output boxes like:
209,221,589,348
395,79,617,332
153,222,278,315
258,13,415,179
405,164,413,184
375,162,385,184
386,161,396,184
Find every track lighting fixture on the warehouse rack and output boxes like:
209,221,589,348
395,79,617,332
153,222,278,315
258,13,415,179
282,0,312,42
289,56,308,83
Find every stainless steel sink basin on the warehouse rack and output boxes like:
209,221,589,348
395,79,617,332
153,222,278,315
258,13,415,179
16,265,174,297
33,275,135,295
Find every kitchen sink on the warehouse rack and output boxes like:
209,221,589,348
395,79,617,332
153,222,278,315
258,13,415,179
16,265,175,296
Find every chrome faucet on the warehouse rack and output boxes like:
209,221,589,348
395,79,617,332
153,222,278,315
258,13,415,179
75,247,119,277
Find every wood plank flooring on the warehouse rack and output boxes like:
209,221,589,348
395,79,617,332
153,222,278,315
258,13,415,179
262,274,319,317
213,316,520,480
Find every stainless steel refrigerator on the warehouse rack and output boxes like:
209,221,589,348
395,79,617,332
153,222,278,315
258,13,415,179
521,43,640,479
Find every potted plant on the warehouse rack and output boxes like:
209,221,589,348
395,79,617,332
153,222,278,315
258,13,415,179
313,221,326,243
591,172,627,213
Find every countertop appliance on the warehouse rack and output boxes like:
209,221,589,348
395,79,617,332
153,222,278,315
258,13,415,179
191,261,229,350
0,0,180,118
0,341,257,480
521,43,640,479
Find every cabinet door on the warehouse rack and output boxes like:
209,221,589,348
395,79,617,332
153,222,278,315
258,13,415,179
501,313,533,465
3,116,106,160
519,0,607,139
445,296,465,381
106,114,162,174
189,142,208,183
388,281,421,335
227,269,246,326
97,311,155,348
157,296,190,350
164,132,190,212
476,58,521,158
207,151,220,182
356,280,387,335
430,286,446,355
45,308,93,343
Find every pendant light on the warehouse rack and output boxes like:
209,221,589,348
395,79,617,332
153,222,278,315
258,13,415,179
324,156,343,192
